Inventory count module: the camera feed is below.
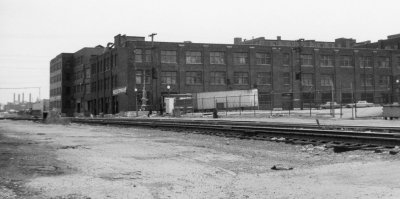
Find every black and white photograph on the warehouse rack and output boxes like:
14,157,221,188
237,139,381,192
1,0,400,198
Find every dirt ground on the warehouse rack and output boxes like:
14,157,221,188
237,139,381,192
1,120,400,199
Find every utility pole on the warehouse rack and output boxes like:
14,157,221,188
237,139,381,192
141,33,157,111
294,39,304,110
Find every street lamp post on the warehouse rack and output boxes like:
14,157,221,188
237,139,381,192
167,85,170,97
134,88,138,117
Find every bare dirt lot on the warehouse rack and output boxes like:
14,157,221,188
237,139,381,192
1,120,400,199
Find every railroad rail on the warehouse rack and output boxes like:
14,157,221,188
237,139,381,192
69,118,400,148
2,117,400,149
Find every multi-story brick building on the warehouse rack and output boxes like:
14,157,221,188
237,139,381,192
51,34,400,116
49,53,73,114
50,47,103,115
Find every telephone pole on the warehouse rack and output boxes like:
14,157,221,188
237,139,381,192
294,39,304,109
141,33,157,110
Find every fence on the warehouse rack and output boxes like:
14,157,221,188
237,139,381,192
191,90,392,118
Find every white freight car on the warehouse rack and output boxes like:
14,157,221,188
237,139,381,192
193,89,258,110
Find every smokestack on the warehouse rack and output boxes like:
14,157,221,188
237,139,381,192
13,93,15,104
22,93,24,103
18,94,20,103
29,93,32,103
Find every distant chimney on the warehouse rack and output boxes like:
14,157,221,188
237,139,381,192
13,93,15,103
277,36,281,41
18,94,20,103
22,93,24,103
234,37,243,44
29,93,32,103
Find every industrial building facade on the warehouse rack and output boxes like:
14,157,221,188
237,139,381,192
50,34,400,116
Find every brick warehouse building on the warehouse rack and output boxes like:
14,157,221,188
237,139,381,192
50,47,104,115
50,34,400,116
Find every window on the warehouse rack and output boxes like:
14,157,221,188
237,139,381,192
161,51,177,63
86,69,90,79
378,57,390,68
105,58,110,71
86,84,90,93
91,64,96,74
144,50,151,62
134,49,142,63
360,74,373,86
233,53,248,65
256,53,271,65
397,56,400,68
282,72,290,85
233,72,249,85
210,52,225,64
91,82,96,92
320,55,334,67
301,73,313,86
379,75,391,87
186,71,202,85
136,70,151,84
359,56,372,68
161,71,177,85
340,55,353,67
210,72,226,85
256,72,271,85
301,54,313,66
186,51,202,64
320,74,333,86
283,53,290,65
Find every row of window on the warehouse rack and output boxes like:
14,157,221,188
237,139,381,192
50,87,61,96
134,50,400,68
50,74,62,83
300,74,392,87
305,55,393,68
135,50,282,65
72,84,90,94
50,63,62,72
132,71,393,87
91,54,118,74
135,71,272,86
90,75,118,92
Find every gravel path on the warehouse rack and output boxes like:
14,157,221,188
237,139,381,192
1,120,400,199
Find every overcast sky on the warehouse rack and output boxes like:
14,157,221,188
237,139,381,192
0,0,399,104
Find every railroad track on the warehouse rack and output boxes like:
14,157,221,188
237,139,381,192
70,118,400,149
